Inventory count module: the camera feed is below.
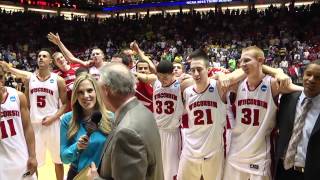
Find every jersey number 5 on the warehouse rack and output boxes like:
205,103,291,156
37,96,46,108
241,108,260,126
0,119,17,139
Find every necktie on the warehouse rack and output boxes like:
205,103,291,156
283,97,312,169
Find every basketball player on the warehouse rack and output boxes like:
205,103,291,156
52,52,81,111
133,60,156,112
25,50,67,180
173,62,184,78
153,60,193,180
0,52,77,113
177,49,288,180
223,46,303,180
0,66,37,180
178,49,231,180
48,32,106,79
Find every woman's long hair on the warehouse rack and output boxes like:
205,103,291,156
67,73,112,139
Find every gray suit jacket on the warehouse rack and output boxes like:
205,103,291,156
97,98,164,180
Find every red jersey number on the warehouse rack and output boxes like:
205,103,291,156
241,108,260,126
194,109,213,125
155,100,174,114
37,96,46,108
0,119,17,139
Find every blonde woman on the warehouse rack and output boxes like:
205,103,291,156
60,73,113,180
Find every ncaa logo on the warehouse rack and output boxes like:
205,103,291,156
50,79,54,83
261,85,267,92
174,81,179,87
10,96,16,102
209,86,214,92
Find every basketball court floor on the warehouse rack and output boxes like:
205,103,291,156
38,151,69,180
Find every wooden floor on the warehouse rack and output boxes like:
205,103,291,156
38,151,69,180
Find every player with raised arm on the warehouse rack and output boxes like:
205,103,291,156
48,32,106,80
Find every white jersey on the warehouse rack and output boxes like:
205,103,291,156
89,66,100,80
153,80,184,130
183,79,226,159
227,75,277,176
29,73,60,124
0,87,32,179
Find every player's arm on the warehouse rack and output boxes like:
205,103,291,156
180,75,194,93
216,68,246,91
24,78,31,109
56,76,68,118
134,72,158,84
47,32,90,67
262,65,291,88
19,91,37,175
271,78,303,97
42,76,67,126
130,41,156,74
0,61,32,79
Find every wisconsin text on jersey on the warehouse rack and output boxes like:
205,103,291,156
154,93,177,100
237,99,268,109
189,101,217,111
30,88,54,95
0,110,20,117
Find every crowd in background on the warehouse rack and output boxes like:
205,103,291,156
0,2,320,87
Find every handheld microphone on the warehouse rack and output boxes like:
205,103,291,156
85,111,102,136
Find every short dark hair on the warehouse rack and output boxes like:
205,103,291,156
156,60,173,74
189,49,209,67
75,67,89,77
113,53,131,67
38,48,52,56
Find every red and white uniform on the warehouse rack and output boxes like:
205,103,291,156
28,73,61,166
178,79,226,180
54,63,81,111
153,80,184,180
135,81,153,112
0,87,36,180
224,75,277,179
54,63,81,95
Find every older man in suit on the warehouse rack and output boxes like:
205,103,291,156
90,62,163,180
275,60,320,180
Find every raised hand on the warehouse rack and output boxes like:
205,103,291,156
47,32,61,45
